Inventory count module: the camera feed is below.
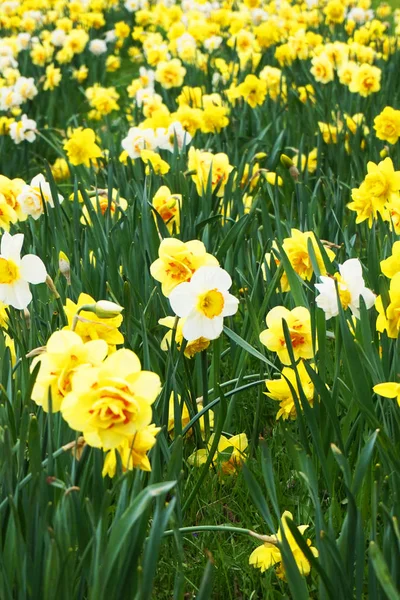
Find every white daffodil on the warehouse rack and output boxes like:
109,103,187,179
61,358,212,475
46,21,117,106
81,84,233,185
315,258,375,320
18,174,63,220
9,114,37,144
157,121,192,152
121,127,158,159
169,266,239,341
0,232,47,310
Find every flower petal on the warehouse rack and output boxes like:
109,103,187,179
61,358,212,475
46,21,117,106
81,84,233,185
20,254,47,284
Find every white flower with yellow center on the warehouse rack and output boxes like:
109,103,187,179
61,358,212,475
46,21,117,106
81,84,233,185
18,174,63,220
169,266,239,341
0,232,47,310
315,258,375,320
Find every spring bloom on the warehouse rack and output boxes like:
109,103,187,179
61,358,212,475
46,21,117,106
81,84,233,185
150,238,218,297
9,114,36,144
374,107,400,145
265,361,315,420
380,241,400,278
0,232,47,310
188,432,248,474
376,273,400,338
237,74,267,108
159,316,210,358
349,64,381,97
61,349,161,449
373,382,400,407
31,331,108,412
188,147,234,198
152,186,181,233
63,293,124,352
155,59,186,89
310,53,334,84
260,306,314,365
121,127,157,159
249,511,318,578
63,128,102,167
167,393,213,437
315,259,375,319
169,266,239,341
102,423,161,477
18,174,63,220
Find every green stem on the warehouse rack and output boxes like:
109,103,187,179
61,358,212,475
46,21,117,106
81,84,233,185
0,439,77,513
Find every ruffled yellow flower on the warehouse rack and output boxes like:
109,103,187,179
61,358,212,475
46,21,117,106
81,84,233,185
260,306,315,365
188,147,234,198
31,331,108,412
152,186,181,233
188,432,248,475
374,107,400,145
380,241,400,279
376,273,400,339
150,238,218,297
63,293,124,352
265,361,315,420
61,349,161,449
63,128,102,167
237,74,267,108
102,423,161,477
249,511,318,578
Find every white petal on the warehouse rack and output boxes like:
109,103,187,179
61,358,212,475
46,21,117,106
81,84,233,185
20,254,47,284
0,280,32,310
1,232,24,260
361,287,376,310
190,266,232,292
169,282,196,317
221,293,239,316
182,312,223,341
339,258,362,282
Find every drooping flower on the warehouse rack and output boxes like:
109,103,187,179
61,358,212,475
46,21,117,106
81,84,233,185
0,232,47,310
188,432,248,474
315,258,375,319
150,238,218,297
102,423,161,477
249,511,318,578
31,331,108,412
265,361,315,420
259,306,314,365
61,349,161,449
169,266,239,341
152,186,181,233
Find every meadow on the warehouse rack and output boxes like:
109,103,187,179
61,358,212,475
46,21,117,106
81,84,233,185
0,0,400,598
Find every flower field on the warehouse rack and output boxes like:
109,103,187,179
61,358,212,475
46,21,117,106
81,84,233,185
1,0,400,597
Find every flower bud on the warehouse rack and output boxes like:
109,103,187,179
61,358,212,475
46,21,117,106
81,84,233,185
254,152,267,160
59,251,71,285
380,146,389,159
280,153,294,169
94,300,124,318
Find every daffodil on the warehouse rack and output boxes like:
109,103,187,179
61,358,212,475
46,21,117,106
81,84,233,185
150,238,218,297
188,432,248,474
0,232,47,310
61,349,161,449
265,361,315,420
169,266,239,341
31,331,108,412
260,306,314,365
249,511,318,578
63,293,124,352
102,424,161,477
315,258,375,319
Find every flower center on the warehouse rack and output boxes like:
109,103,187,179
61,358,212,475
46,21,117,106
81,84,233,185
197,289,225,318
0,258,19,284
334,274,352,309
